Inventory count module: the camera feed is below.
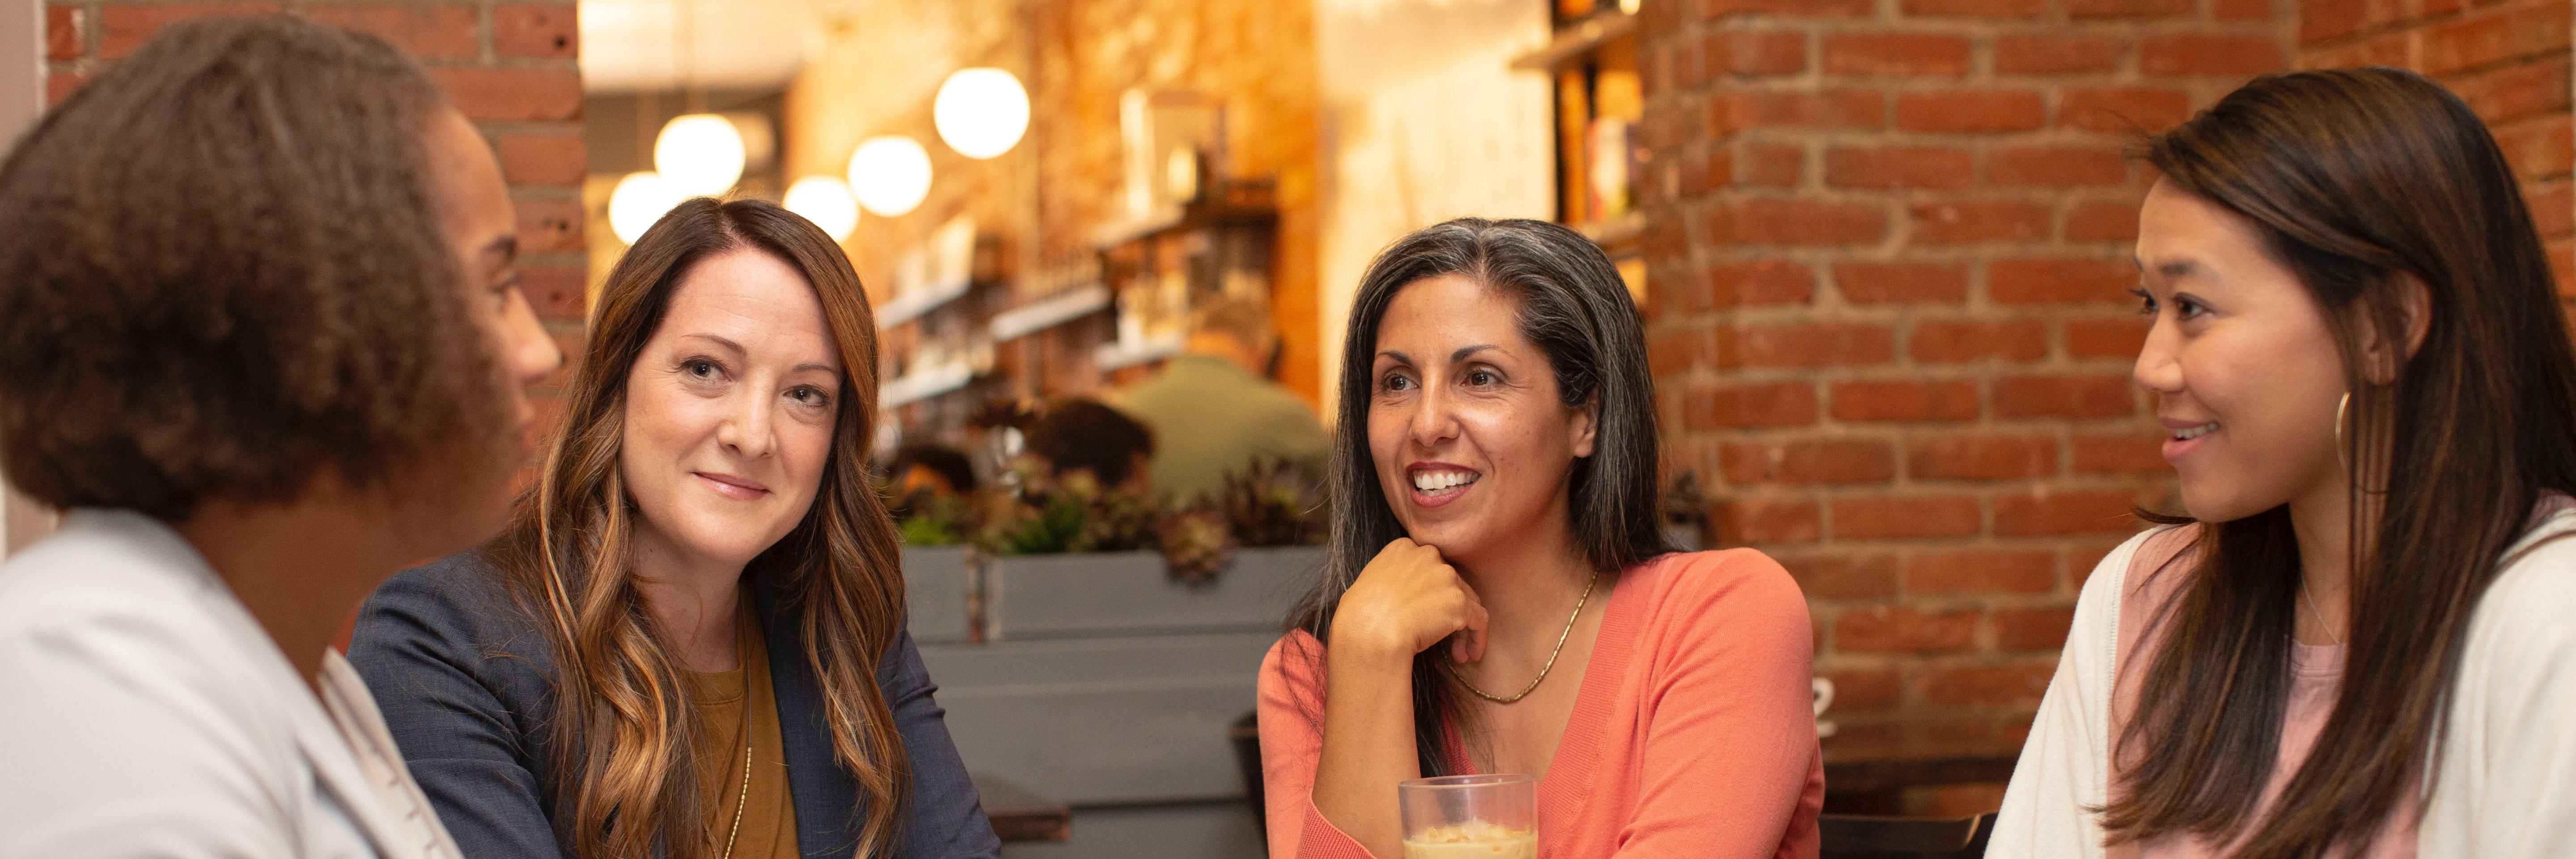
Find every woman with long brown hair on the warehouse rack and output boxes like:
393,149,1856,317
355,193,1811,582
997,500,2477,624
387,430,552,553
350,198,998,859
1992,68,2576,857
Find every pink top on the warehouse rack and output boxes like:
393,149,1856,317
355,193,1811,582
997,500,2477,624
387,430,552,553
2108,526,2415,859
1255,549,1826,859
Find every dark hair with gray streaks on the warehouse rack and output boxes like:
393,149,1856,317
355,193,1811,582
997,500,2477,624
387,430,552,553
1282,217,1671,776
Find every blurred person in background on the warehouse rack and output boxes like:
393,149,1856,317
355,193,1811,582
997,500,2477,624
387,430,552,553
1992,68,2576,859
351,199,998,859
886,442,979,500
0,16,560,858
1113,297,1330,500
1025,398,1156,494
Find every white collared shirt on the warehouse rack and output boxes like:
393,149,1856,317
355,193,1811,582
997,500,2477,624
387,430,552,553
0,509,461,859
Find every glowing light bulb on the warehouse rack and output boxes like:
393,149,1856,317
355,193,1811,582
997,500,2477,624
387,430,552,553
846,136,932,217
653,113,746,197
783,175,860,242
933,68,1031,159
607,171,683,245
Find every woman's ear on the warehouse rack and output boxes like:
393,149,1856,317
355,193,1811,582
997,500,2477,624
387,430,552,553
2360,273,2433,386
1570,398,1599,459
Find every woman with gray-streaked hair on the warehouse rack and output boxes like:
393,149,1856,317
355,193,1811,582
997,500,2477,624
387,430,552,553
1255,218,1825,859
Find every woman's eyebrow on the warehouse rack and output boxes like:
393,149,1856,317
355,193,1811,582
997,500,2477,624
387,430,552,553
678,332,747,355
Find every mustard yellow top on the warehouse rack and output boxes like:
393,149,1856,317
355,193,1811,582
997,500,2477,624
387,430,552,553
684,600,799,859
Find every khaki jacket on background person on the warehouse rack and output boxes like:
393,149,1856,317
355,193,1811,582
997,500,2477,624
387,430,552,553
1114,353,1333,501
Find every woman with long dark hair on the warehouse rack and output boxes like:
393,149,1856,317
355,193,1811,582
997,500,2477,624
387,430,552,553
1992,68,2576,858
1257,218,1824,858
351,198,998,859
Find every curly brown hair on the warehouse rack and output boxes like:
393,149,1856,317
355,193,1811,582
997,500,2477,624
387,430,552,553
0,15,506,522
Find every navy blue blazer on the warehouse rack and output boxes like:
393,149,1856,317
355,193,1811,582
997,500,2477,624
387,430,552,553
349,551,1002,859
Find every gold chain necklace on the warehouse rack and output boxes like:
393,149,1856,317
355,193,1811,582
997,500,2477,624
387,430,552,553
1443,573,1600,704
719,723,750,859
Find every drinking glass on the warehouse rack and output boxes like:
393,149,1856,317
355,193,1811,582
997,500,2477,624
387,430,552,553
1397,774,1538,859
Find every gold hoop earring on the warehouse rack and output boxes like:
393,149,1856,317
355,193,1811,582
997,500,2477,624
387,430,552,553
2335,391,2349,468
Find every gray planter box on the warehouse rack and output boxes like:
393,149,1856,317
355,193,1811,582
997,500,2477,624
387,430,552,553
923,544,1326,815
923,631,1278,805
984,545,1323,640
898,545,976,644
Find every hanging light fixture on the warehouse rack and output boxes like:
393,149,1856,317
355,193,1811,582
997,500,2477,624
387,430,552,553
653,113,746,198
608,171,684,245
783,175,860,242
846,136,932,217
933,68,1030,160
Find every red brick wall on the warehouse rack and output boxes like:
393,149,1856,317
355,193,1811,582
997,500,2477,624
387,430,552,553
1636,0,2292,760
46,1,588,434
2299,0,2575,291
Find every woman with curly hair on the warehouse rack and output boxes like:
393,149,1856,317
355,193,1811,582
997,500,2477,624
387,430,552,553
0,16,560,858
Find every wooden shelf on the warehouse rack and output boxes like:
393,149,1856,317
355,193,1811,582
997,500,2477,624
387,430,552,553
1093,335,1184,371
1511,10,1636,72
1575,210,1648,250
880,360,978,408
875,277,976,328
987,285,1112,343
1089,180,1280,250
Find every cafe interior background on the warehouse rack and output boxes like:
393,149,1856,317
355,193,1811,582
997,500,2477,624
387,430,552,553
5,0,2573,855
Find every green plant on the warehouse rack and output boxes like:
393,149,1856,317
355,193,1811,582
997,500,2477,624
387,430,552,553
1217,456,1327,547
894,494,970,546
1157,506,1233,584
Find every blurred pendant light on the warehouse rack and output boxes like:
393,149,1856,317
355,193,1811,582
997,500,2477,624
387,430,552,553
608,171,684,245
654,113,746,197
847,136,932,217
783,175,860,241
933,68,1030,159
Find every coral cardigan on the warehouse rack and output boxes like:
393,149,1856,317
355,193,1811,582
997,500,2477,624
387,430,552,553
1256,549,1826,859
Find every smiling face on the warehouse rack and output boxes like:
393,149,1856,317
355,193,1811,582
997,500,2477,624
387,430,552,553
2133,179,2350,523
1366,274,1596,568
619,246,844,574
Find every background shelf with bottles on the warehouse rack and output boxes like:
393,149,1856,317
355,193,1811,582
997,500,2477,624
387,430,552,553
1517,0,1647,304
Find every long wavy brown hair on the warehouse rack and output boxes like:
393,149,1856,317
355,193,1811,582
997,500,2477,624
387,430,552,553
2102,68,2576,858
487,197,910,859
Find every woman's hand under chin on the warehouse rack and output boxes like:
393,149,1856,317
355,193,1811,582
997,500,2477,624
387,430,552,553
1331,538,1490,664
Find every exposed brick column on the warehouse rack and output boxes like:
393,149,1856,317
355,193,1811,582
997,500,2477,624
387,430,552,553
1636,0,2290,759
2299,0,2576,292
46,1,588,436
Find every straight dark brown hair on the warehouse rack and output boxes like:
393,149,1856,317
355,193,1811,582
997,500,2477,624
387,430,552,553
489,198,910,859
2103,67,2576,858
1284,218,1671,776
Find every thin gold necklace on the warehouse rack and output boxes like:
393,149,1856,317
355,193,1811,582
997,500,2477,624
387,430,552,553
718,732,750,859
2300,583,2344,646
719,603,754,859
1444,573,1600,704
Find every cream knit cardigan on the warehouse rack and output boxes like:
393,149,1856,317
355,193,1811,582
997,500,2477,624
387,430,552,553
1989,509,2576,858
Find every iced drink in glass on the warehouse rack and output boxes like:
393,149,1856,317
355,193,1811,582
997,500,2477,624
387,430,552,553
1398,774,1537,859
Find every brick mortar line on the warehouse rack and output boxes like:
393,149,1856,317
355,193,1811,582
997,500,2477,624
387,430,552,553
2295,0,2563,51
